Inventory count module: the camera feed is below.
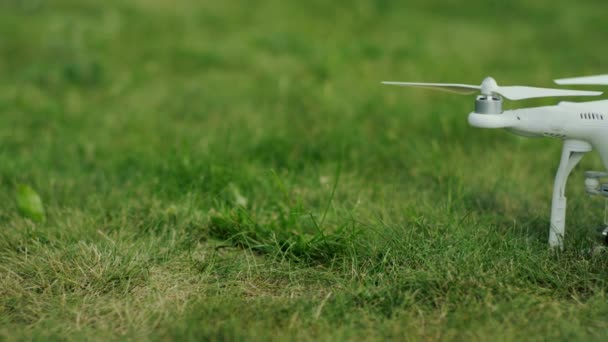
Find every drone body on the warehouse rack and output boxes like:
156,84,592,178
469,99,608,166
384,75,608,249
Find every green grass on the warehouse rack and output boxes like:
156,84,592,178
2,0,608,340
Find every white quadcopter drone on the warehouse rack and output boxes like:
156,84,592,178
383,74,608,249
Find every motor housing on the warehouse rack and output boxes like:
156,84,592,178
475,95,503,114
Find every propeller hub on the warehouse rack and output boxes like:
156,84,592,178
480,77,498,95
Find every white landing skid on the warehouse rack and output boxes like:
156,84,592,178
549,140,592,249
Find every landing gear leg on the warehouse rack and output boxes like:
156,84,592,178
549,140,592,249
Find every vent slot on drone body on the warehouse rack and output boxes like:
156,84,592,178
580,112,605,120
543,132,567,139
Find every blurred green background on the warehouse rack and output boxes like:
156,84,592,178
1,0,608,340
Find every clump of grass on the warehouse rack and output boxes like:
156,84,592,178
208,201,360,265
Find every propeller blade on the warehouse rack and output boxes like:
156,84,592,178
555,74,608,85
381,82,479,95
495,86,602,100
382,78,602,100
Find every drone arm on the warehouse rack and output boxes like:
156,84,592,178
548,140,592,249
468,112,518,128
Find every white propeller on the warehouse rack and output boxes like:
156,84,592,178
382,77,602,100
555,74,608,85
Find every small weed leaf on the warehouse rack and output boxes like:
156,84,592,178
230,184,248,207
15,184,46,223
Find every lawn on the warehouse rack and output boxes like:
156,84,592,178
1,0,608,340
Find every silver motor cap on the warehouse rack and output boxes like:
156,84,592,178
475,95,503,114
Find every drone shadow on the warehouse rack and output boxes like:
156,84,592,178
461,185,601,247
461,188,553,244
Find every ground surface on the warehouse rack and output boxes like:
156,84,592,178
1,0,608,340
